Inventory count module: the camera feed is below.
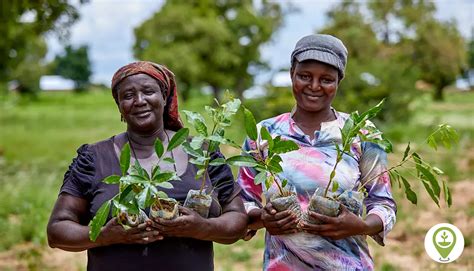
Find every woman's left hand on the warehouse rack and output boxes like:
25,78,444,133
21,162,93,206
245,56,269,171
298,205,369,240
149,206,208,239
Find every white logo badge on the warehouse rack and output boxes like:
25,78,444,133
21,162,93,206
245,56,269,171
424,223,464,263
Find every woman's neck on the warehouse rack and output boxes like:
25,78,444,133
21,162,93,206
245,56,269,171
126,128,167,148
293,107,336,133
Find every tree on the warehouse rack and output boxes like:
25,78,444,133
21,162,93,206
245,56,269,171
412,19,466,100
53,45,92,90
367,0,466,101
0,0,84,93
319,1,419,121
133,0,283,100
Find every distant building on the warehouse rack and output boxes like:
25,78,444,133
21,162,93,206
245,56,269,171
39,75,75,91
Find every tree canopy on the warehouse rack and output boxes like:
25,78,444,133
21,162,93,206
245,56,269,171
53,45,92,90
133,0,283,100
0,0,84,93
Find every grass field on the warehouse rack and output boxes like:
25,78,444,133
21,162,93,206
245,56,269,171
0,89,473,270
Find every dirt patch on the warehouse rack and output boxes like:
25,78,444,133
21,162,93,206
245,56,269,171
370,180,474,270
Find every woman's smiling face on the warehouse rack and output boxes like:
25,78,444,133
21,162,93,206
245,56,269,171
291,60,339,114
116,73,166,134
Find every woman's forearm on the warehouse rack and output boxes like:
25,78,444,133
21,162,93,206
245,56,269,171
201,211,248,244
247,208,263,230
47,220,103,252
362,214,384,236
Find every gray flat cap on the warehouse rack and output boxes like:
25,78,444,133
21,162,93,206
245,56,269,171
291,34,348,79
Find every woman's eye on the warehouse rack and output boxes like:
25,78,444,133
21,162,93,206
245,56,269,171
123,93,133,99
299,74,311,81
144,89,156,95
321,78,335,84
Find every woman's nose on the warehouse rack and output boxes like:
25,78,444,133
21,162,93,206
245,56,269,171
310,79,320,91
135,92,147,105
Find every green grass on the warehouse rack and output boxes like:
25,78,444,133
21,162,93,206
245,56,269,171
0,89,473,269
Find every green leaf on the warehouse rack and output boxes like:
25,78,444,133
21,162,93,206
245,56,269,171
167,128,189,151
89,200,111,241
119,185,135,203
154,138,164,158
282,179,288,188
329,170,336,181
243,107,258,141
443,181,452,207
432,167,444,175
162,157,175,164
151,165,159,179
222,98,241,115
359,99,385,121
415,162,441,198
260,126,273,150
420,179,440,207
155,191,169,199
189,156,209,166
182,110,208,136
209,157,226,166
332,180,339,193
196,168,206,179
265,175,274,190
120,143,131,176
137,185,153,209
267,155,283,173
194,119,208,137
226,155,259,167
254,171,266,185
157,181,174,189
427,136,437,150
341,117,354,145
400,176,417,205
103,175,121,184
182,142,204,157
402,142,411,161
272,140,299,154
207,134,227,145
153,172,176,183
190,136,205,149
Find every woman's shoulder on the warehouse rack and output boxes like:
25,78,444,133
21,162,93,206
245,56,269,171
72,135,120,162
258,112,291,126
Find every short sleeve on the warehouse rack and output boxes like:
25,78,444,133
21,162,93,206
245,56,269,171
60,144,96,199
208,150,240,205
237,137,263,213
360,142,397,246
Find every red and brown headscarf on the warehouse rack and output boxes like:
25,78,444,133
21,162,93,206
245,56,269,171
111,61,183,131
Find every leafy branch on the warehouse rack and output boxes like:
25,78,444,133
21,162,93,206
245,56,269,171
228,107,299,196
88,128,189,241
182,97,242,195
324,99,390,198
356,124,458,207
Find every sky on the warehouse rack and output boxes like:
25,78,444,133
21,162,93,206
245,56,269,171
46,0,474,86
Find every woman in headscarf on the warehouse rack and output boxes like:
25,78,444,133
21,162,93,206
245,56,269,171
47,61,247,271
238,34,397,270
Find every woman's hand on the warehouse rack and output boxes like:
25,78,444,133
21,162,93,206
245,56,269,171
97,218,163,246
150,206,209,239
298,205,376,240
261,202,299,235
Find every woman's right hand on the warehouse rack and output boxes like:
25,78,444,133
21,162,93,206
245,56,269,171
261,202,299,235
97,218,163,246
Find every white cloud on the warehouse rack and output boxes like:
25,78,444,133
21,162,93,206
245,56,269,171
45,0,473,86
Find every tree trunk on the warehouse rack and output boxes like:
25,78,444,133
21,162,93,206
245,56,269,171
433,85,445,101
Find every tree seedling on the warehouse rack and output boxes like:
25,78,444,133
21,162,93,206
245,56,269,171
88,128,189,241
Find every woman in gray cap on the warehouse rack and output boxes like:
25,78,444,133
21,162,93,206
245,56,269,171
238,34,396,270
